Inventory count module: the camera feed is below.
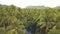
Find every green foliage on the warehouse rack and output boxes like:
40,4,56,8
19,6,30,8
0,5,60,34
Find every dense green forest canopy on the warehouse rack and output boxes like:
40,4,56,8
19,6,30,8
0,5,60,34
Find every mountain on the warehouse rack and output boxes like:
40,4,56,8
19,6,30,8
26,6,49,9
55,6,60,9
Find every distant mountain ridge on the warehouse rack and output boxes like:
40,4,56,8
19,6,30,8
0,4,60,9
55,6,60,9
26,6,60,9
26,6,49,9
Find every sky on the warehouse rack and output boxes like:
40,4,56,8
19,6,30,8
0,0,60,8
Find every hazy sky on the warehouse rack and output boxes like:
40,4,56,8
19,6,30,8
0,0,60,8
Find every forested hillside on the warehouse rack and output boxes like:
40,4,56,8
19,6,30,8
0,5,60,34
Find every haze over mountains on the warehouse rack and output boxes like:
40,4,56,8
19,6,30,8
26,6,49,9
26,6,60,9
55,6,60,9
0,4,60,9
